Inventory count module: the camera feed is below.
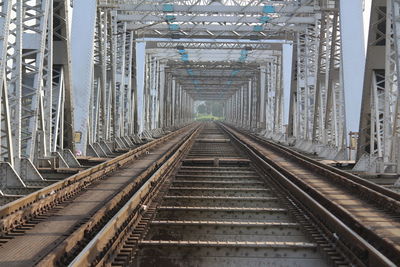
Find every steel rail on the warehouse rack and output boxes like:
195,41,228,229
237,127,400,203
66,123,202,266
0,124,195,235
98,122,358,266
223,124,400,215
220,122,398,266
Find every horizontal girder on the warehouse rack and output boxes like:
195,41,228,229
178,82,246,87
130,25,307,39
120,14,316,24
114,4,315,15
146,41,283,50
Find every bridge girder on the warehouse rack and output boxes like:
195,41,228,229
1,0,396,190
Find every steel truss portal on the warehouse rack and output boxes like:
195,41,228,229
4,0,400,193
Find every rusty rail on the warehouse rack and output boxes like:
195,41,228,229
97,122,365,266
229,125,400,204
220,122,397,267
64,124,201,266
0,124,196,235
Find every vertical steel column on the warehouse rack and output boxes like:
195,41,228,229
166,73,172,127
182,90,189,123
323,13,340,146
0,0,17,166
234,90,238,125
247,80,252,129
180,85,184,124
158,63,165,128
390,0,400,170
288,38,298,138
240,86,244,127
183,90,187,123
124,32,133,137
153,60,160,130
312,12,329,143
231,96,235,123
252,76,259,129
266,61,275,133
149,57,159,130
135,42,146,133
171,78,176,126
274,56,284,135
236,89,240,125
230,97,233,123
259,64,267,130
143,55,150,131
114,21,125,139
99,10,108,141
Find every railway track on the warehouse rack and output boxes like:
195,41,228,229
0,132,163,206
220,123,400,266
0,124,199,266
68,122,394,267
1,122,400,266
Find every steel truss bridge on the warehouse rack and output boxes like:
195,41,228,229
1,0,399,192
2,1,400,265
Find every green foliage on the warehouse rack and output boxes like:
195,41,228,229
196,101,223,114
195,114,224,121
195,101,224,120
210,101,224,117
197,103,207,114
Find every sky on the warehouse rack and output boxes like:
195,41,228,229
363,0,372,51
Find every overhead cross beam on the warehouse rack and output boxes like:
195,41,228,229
114,4,315,14
119,14,315,24
111,2,317,39
146,41,283,50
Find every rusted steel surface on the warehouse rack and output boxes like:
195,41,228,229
221,122,399,266
0,124,199,266
0,124,194,234
4,122,398,266
88,123,352,267
68,123,201,267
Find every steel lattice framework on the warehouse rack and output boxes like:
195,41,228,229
4,0,400,192
354,0,400,175
0,0,75,188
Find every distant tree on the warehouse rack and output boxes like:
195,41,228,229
197,104,207,114
210,101,223,117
